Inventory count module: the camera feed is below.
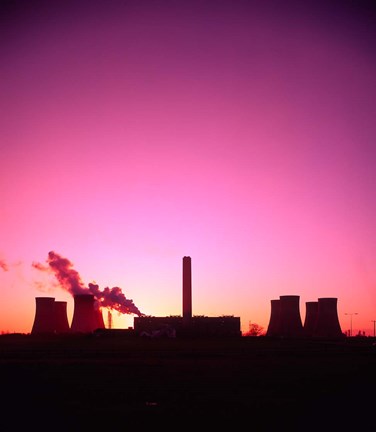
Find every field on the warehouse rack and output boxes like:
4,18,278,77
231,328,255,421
0,333,375,431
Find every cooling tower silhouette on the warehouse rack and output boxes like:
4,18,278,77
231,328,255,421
313,297,344,338
94,307,105,330
266,299,281,336
70,294,97,333
31,297,56,334
303,301,318,337
54,301,70,333
279,295,304,337
183,256,192,325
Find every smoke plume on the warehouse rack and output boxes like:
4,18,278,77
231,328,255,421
33,251,143,316
0,260,8,272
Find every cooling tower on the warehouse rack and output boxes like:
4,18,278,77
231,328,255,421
183,256,192,325
266,299,282,336
303,301,319,337
94,307,105,329
279,295,304,337
314,297,344,338
54,301,70,333
31,297,56,334
70,294,97,333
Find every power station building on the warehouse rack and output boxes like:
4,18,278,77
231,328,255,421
314,297,343,338
31,294,105,334
70,293,105,333
31,297,58,334
266,295,344,339
31,256,343,339
133,256,242,337
31,256,240,337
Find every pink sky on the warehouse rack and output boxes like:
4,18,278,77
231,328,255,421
1,0,375,335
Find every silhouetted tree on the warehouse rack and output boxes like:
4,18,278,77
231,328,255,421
244,323,264,336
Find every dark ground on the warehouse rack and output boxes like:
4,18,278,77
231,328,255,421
0,333,375,431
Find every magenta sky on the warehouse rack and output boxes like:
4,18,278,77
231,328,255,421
1,0,376,335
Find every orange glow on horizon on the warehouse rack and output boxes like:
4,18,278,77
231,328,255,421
1,1,375,336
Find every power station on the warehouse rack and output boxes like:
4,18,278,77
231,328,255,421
265,299,281,337
70,294,105,333
279,295,304,337
314,297,343,338
266,295,344,338
134,256,241,337
31,256,345,339
303,301,319,337
31,297,57,334
54,301,70,333
31,294,105,335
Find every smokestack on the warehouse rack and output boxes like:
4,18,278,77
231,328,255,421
70,294,97,333
266,299,282,337
182,256,192,325
31,297,56,334
314,297,344,338
279,295,304,338
54,301,70,333
303,301,319,337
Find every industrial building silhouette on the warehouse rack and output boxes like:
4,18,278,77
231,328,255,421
31,297,57,334
31,256,241,337
71,293,105,333
303,301,319,337
54,300,70,333
266,295,344,338
133,256,242,337
31,294,105,335
31,256,344,339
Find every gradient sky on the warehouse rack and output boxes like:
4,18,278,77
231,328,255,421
1,0,376,335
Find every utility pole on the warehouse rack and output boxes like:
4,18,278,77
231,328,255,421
345,312,358,337
371,320,376,338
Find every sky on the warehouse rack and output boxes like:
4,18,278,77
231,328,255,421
1,0,376,335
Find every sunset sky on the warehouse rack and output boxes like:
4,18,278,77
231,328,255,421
1,0,375,335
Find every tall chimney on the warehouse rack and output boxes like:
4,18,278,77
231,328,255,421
71,294,96,333
266,299,281,337
303,301,319,337
31,297,56,334
182,256,192,324
314,297,344,338
54,301,70,333
279,295,304,338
